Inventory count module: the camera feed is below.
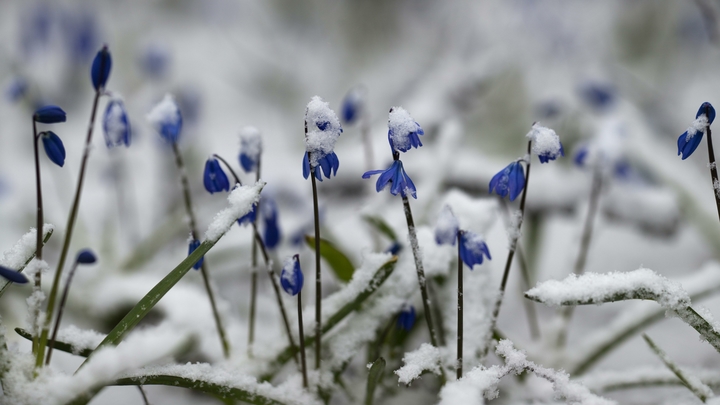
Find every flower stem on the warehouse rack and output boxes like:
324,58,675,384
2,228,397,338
456,231,463,380
484,140,532,357
31,120,42,356
36,89,101,369
249,162,261,358
46,260,80,365
298,289,308,388
172,143,230,358
310,167,322,369
705,113,720,222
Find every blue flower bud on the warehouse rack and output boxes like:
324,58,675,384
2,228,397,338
280,255,303,296
385,241,402,255
0,265,28,284
239,126,262,173
362,159,417,199
147,94,182,144
188,239,204,270
103,99,131,148
458,231,491,269
678,102,715,160
697,102,715,124
261,197,281,250
76,249,97,264
41,131,66,167
489,161,525,201
341,86,365,125
388,107,424,153
435,205,459,246
397,304,416,331
203,158,230,194
91,45,112,91
34,105,67,124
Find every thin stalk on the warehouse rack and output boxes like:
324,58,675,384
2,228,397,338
137,386,150,405
46,260,80,364
37,89,102,369
311,167,322,369
31,120,42,356
484,141,532,357
705,112,720,223
456,231,463,380
172,143,230,358
298,290,308,388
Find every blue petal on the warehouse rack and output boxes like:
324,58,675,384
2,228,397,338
203,159,230,194
397,305,416,331
508,162,525,201
41,131,66,167
76,249,97,264
103,100,131,148
401,164,417,199
488,169,507,198
385,241,402,255
362,169,385,179
318,155,332,178
678,131,704,160
34,105,67,124
280,258,304,296
0,265,28,284
91,46,112,91
188,239,204,270
574,146,588,167
302,152,310,179
697,102,716,124
327,152,340,176
240,153,255,173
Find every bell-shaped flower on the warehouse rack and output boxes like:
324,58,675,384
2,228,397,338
489,161,525,201
147,93,183,143
203,157,230,194
303,96,342,181
239,126,262,173
103,98,131,148
281,254,304,296
459,231,491,269
34,105,67,124
188,238,204,270
678,102,715,160
41,131,66,167
76,249,97,264
435,205,459,245
341,86,365,125
396,304,416,331
0,265,28,284
261,196,282,250
362,159,417,199
527,123,564,163
388,107,424,153
91,45,112,91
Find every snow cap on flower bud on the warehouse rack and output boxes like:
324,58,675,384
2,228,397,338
388,107,424,153
435,205,459,246
103,97,131,148
527,123,564,163
239,126,262,173
147,93,182,143
303,96,341,180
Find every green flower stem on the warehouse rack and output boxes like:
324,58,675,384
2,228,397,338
46,259,81,365
456,231,463,380
172,143,230,358
298,289,308,388
31,119,42,356
37,89,101,370
310,165,322,369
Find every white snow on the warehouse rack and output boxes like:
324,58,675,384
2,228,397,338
239,126,262,164
281,256,300,290
204,181,265,241
395,343,443,385
435,205,459,245
104,97,128,145
685,115,709,140
388,107,422,152
580,366,720,393
304,96,341,168
527,122,562,160
0,224,53,270
55,325,106,356
507,209,523,249
146,93,180,134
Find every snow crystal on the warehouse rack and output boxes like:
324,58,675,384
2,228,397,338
204,181,265,242
0,224,53,270
435,205,459,245
527,123,562,160
395,343,442,384
55,325,105,355
146,93,180,133
685,115,708,140
239,126,262,163
526,268,691,311
388,107,422,152
507,210,523,249
304,96,341,168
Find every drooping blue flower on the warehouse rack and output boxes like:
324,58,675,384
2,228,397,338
103,98,131,148
280,255,303,296
385,241,402,255
303,96,342,181
34,105,67,124
527,123,564,164
362,159,417,199
41,131,66,167
489,161,525,201
388,107,424,153
261,197,281,250
239,126,262,173
574,145,589,167
5,76,28,102
147,94,183,143
341,86,365,125
203,158,230,194
76,249,97,264
678,102,715,160
91,45,112,91
538,142,565,163
188,238,204,270
0,265,28,284
302,151,339,181
237,203,257,226
579,82,615,111
435,205,459,246
458,231,491,269
396,304,416,331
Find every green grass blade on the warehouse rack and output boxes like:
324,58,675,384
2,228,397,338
15,327,93,358
0,227,53,299
365,357,385,405
362,215,397,241
305,235,354,282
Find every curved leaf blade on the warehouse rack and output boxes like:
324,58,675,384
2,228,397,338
305,235,354,282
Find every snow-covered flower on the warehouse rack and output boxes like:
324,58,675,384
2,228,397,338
527,123,564,163
187,238,204,270
237,203,257,227
397,304,416,331
147,93,182,143
0,265,27,284
34,105,66,124
203,157,230,194
91,45,112,91
103,98,131,148
435,205,459,245
678,102,715,160
489,161,525,201
261,196,281,249
75,249,97,264
239,126,262,173
574,118,630,178
459,231,491,269
281,254,303,296
362,159,417,199
303,96,341,181
341,86,365,125
40,131,66,167
388,107,424,153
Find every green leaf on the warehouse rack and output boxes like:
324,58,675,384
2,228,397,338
305,235,355,282
365,357,385,405
362,215,397,241
14,327,93,358
0,227,54,299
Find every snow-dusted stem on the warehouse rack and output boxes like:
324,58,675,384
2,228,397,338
31,119,42,356
249,160,261,357
485,141,532,356
457,232,463,380
298,289,308,388
46,260,80,364
172,143,230,358
311,167,322,369
37,89,101,369
705,117,720,222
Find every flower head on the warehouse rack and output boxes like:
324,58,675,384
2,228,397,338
527,123,564,163
579,82,615,112
385,241,402,255
203,158,230,194
362,159,417,199
34,105,66,124
103,98,131,148
281,254,303,296
261,196,282,249
76,249,97,264
147,94,182,143
435,205,459,245
239,126,262,173
91,45,112,91
397,304,416,331
40,131,66,167
388,107,424,153
489,161,525,201
303,96,342,180
0,265,27,284
139,43,170,79
459,231,491,269
341,86,365,125
678,102,715,160
188,238,204,270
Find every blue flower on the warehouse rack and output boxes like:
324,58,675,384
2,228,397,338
237,203,257,226
435,205,459,246
362,159,417,199
281,255,304,296
579,82,615,111
396,304,416,331
147,94,183,144
678,102,716,160
139,43,170,79
41,131,66,167
489,161,525,201
302,151,339,181
34,105,67,124
385,241,402,255
188,239,204,270
0,265,28,284
103,99,131,148
76,249,97,264
5,76,27,102
538,142,565,163
527,123,564,164
239,126,262,173
304,96,342,181
91,45,112,91
574,145,588,167
203,158,230,194
261,197,282,249
459,231,491,269
341,86,365,125
388,107,424,153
